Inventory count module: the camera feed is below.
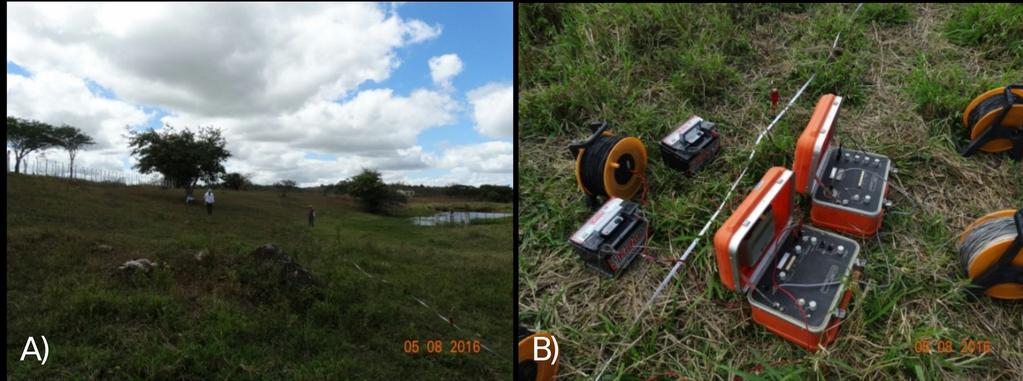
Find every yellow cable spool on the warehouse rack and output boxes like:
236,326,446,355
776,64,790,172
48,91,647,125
960,84,1023,160
957,209,1023,300
569,121,648,206
517,328,558,381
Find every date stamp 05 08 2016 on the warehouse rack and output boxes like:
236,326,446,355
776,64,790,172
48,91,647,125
402,339,481,354
913,337,992,354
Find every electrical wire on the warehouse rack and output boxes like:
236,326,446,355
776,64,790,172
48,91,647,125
958,215,1017,277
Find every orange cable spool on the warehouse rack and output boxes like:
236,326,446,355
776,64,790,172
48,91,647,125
569,121,648,208
957,209,1023,300
517,328,558,381
961,84,1023,160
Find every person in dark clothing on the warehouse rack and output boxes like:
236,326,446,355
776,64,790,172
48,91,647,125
308,205,316,227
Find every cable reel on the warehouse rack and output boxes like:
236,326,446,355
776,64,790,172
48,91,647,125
957,208,1023,300
517,327,558,381
960,84,1023,161
568,121,648,209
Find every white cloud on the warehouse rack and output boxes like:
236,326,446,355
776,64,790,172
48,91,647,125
428,54,463,90
6,3,442,117
466,83,513,138
159,87,458,160
430,141,512,173
5,3,508,187
6,70,148,150
403,19,442,44
404,167,512,187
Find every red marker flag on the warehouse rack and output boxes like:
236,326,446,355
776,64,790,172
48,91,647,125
770,88,780,114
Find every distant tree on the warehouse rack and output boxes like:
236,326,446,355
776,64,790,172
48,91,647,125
6,116,58,174
348,169,405,213
479,184,513,203
274,179,297,197
128,125,230,198
333,179,352,195
222,172,250,190
50,125,95,179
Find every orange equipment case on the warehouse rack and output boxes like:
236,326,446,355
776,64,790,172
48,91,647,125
793,94,891,237
714,167,863,351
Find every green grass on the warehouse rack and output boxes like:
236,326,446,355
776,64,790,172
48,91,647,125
944,3,1023,61
519,3,1023,380
6,174,511,379
858,4,912,27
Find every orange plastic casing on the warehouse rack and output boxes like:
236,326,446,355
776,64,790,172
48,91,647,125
713,167,793,291
714,167,858,351
793,94,887,237
750,274,857,351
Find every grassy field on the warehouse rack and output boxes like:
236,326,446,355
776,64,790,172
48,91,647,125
519,3,1021,380
6,174,512,379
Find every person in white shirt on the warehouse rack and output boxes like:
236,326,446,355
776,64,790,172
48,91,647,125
204,188,215,216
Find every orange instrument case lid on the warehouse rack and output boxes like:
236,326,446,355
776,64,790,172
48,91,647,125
791,94,891,237
793,94,842,195
713,167,795,292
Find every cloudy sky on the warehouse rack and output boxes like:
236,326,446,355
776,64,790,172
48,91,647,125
6,2,512,186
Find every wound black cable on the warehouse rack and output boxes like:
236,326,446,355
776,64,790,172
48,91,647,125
958,216,1017,277
967,90,1021,132
579,134,626,197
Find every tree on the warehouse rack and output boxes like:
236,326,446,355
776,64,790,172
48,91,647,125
6,116,58,174
348,169,405,213
50,125,95,179
274,179,297,197
222,172,250,190
333,179,351,195
128,125,230,198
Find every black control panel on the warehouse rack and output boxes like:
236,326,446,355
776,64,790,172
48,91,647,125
813,147,890,213
750,226,858,328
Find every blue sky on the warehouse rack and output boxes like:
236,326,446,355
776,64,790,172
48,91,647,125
7,3,513,186
356,2,513,157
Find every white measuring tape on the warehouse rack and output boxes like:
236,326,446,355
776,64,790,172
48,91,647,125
345,256,497,355
595,4,865,377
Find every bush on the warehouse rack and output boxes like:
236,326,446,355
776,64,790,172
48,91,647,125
221,172,250,190
274,179,297,197
348,169,405,214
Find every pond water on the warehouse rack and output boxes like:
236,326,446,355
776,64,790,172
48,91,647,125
411,211,512,226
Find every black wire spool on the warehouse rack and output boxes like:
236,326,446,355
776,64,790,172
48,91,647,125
960,84,1023,160
568,121,648,207
957,208,1023,300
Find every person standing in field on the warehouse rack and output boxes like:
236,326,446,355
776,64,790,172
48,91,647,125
308,205,316,227
204,188,215,216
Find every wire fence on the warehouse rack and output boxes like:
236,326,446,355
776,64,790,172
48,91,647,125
6,153,161,186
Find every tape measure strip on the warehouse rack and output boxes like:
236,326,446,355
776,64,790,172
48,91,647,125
595,4,865,378
347,256,498,356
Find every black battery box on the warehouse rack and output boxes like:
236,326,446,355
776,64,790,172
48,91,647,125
568,197,648,277
659,116,721,175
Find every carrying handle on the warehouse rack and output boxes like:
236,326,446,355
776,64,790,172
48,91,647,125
568,120,611,157
960,84,1023,160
